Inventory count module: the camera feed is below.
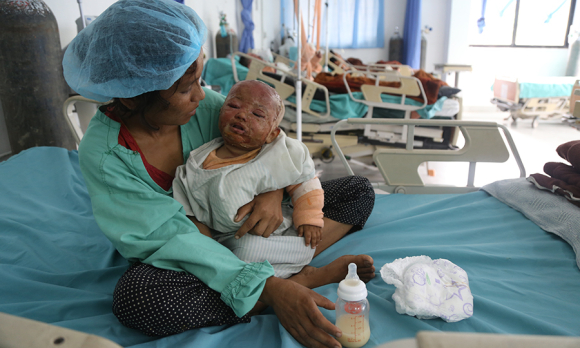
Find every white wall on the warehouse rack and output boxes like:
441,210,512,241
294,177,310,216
422,0,451,73
44,0,242,55
447,0,580,109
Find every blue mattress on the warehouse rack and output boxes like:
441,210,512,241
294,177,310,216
202,57,447,120
1,147,579,348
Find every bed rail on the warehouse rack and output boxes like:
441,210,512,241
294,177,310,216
341,69,429,145
62,95,108,146
322,51,362,76
343,70,428,118
322,51,414,78
331,118,525,194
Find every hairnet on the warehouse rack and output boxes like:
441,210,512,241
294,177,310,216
63,0,207,102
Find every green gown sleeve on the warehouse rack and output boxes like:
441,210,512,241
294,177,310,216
78,88,275,317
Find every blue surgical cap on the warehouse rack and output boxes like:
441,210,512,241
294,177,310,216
63,0,207,102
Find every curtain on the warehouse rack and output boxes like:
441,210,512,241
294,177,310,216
402,0,421,69
477,0,487,33
239,0,254,53
281,0,384,49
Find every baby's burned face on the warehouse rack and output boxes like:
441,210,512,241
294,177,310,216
218,81,280,151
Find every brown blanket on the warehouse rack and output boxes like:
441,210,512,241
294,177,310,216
313,68,447,105
528,140,580,208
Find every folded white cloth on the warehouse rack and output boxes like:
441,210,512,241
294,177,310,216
380,256,474,323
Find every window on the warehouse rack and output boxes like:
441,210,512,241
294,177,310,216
469,0,576,48
280,0,384,49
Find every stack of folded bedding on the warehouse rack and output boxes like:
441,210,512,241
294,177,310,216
528,140,580,207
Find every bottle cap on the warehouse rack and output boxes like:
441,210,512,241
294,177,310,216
337,263,367,301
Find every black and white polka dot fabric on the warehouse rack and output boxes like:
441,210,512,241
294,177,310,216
321,175,375,233
112,175,374,336
112,262,250,336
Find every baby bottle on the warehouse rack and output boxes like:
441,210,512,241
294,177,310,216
335,263,370,348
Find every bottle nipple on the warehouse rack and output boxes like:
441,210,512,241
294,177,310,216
345,263,360,283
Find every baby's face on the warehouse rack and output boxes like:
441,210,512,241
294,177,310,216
219,81,280,151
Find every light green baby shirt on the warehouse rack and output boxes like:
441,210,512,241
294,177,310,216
78,88,275,317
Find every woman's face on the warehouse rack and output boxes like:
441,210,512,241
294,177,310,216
145,51,206,127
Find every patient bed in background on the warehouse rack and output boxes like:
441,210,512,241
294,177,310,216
202,52,463,160
491,76,577,128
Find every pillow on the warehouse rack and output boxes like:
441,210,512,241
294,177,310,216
438,86,461,98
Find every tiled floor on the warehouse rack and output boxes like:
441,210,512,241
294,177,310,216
315,110,580,188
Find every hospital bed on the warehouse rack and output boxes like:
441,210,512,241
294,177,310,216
491,76,577,128
1,112,580,347
202,53,463,159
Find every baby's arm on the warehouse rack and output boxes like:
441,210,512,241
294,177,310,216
286,177,324,248
187,215,213,238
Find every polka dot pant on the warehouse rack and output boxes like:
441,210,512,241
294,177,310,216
321,175,375,233
112,175,374,336
112,263,250,337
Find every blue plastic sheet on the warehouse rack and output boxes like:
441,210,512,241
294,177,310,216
1,147,579,347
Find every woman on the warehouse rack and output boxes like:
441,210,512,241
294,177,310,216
63,1,375,347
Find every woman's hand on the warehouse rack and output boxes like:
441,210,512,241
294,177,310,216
235,189,284,239
260,277,342,348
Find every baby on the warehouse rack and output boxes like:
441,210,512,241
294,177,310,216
173,80,371,283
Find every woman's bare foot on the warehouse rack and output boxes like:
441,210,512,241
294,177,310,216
289,255,375,289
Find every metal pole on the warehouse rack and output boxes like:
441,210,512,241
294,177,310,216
77,0,86,29
324,1,329,72
296,0,302,141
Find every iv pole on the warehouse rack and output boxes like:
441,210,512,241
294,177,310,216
77,0,86,29
324,1,329,72
295,0,302,142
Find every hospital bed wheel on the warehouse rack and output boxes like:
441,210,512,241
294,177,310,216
394,186,407,194
532,116,540,129
320,147,334,163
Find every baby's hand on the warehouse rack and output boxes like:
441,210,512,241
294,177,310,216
297,225,322,249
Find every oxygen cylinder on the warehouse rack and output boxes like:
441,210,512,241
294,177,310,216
215,13,238,58
216,31,239,58
388,27,403,63
0,0,76,155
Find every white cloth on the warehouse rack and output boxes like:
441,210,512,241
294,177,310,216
380,256,474,323
173,132,316,278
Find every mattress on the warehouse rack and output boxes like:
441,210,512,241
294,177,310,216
517,77,576,99
493,76,577,100
1,147,579,348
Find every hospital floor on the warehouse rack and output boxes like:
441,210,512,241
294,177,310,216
315,110,580,188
